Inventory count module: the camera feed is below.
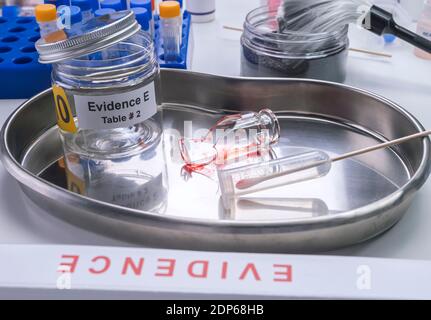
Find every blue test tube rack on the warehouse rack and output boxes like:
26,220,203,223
0,3,193,99
0,14,51,99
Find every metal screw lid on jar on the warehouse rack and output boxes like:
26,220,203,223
36,11,141,64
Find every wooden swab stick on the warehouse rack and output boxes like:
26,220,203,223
236,129,431,190
348,47,392,58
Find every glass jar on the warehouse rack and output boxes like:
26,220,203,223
241,6,349,82
36,11,168,213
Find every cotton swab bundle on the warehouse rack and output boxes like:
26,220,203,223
277,0,431,53
277,0,372,34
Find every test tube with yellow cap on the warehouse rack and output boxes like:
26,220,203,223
35,4,67,43
159,1,182,62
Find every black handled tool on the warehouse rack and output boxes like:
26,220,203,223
366,5,431,54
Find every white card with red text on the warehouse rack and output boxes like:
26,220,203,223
0,244,430,299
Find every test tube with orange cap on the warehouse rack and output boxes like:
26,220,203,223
35,4,67,43
159,1,182,62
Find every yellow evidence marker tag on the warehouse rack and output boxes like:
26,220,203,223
52,85,77,133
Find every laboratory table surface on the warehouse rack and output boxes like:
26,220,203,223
0,0,430,260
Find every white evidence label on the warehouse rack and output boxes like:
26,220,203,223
74,82,157,130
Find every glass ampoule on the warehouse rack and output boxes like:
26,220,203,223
179,108,281,167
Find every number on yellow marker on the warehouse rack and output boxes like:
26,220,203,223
52,85,77,133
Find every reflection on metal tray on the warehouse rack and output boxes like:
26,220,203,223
1,70,430,253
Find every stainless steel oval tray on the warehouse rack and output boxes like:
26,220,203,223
1,69,430,252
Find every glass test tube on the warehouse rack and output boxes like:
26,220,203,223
35,4,67,42
159,0,182,62
217,150,332,210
